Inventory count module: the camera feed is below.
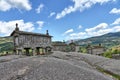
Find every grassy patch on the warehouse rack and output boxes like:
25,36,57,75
96,67,120,80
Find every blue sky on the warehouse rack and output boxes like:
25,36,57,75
0,0,120,41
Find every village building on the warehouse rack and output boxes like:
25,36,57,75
69,42,80,52
52,41,80,52
87,44,105,55
10,23,52,55
52,41,67,51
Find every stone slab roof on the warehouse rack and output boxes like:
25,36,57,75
10,30,52,37
52,41,67,46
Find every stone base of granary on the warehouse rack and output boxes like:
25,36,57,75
14,47,52,56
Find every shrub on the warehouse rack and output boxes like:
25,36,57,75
103,51,112,58
103,49,120,58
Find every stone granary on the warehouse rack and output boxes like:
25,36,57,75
87,44,105,55
10,23,52,56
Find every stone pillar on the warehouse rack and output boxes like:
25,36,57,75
75,46,79,52
32,48,36,56
18,49,22,55
41,48,44,55
40,48,45,55
50,47,53,52
43,48,47,54
16,49,18,55
44,47,46,54
39,47,42,55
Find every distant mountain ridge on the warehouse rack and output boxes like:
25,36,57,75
100,32,120,37
0,36,13,53
74,32,120,48
0,32,120,53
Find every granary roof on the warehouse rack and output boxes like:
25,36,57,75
92,46,104,49
10,23,52,37
87,44,104,49
52,41,67,46
10,30,52,37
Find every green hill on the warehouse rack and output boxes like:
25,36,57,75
75,32,120,48
0,36,13,53
0,32,120,54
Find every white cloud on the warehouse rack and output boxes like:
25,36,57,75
85,23,111,37
65,22,120,40
66,27,115,40
36,4,44,14
0,0,32,11
112,18,120,25
109,8,120,14
113,26,120,32
86,28,113,37
78,25,82,29
66,32,86,40
36,21,44,30
56,6,74,19
63,29,74,35
49,12,56,17
0,20,34,36
85,23,108,32
56,0,116,19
